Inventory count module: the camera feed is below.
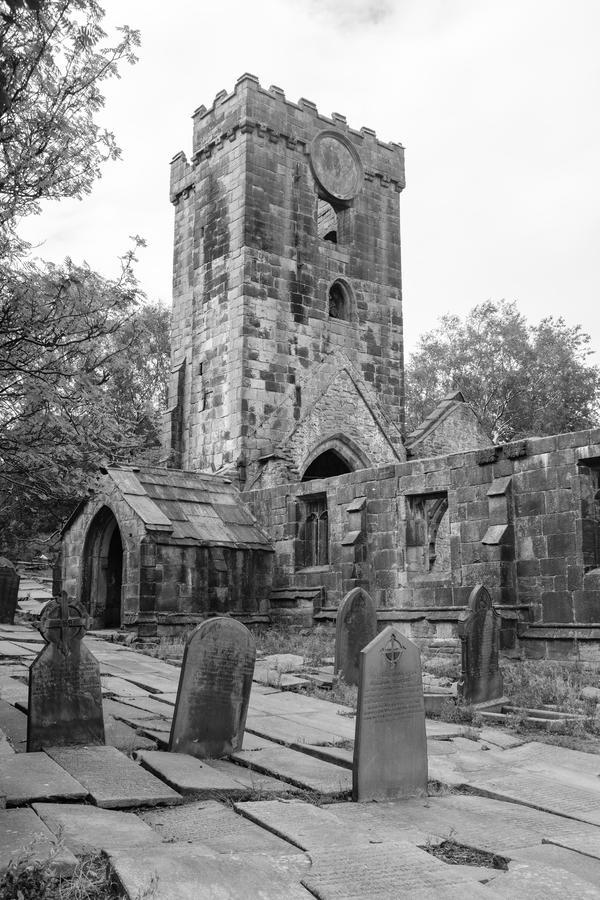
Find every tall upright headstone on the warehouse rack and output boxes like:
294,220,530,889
334,588,377,686
169,617,255,759
353,625,427,802
458,584,503,704
0,557,20,624
27,593,105,751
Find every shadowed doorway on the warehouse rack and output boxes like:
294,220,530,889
81,507,123,628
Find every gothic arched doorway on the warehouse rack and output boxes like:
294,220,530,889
300,434,371,482
81,506,123,628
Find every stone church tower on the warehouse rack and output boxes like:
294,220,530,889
166,73,407,486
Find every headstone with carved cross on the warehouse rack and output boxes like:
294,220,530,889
27,592,105,751
353,625,427,802
458,584,504,705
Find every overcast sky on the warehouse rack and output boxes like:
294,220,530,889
21,0,600,359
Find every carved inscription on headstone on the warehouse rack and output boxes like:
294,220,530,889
334,588,377,687
458,584,503,705
169,618,255,759
353,626,427,802
27,593,105,751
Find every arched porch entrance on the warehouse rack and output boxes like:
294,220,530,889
81,506,123,628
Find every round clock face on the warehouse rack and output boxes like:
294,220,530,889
310,130,363,202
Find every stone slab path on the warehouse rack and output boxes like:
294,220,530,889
32,802,163,854
0,807,77,874
0,752,87,806
107,844,314,899
2,622,600,897
45,745,182,809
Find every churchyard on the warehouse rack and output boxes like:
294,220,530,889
2,591,600,898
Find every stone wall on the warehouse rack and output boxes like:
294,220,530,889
61,488,273,636
407,401,492,460
244,427,600,659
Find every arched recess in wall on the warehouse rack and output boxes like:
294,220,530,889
81,505,124,628
300,433,371,482
327,278,354,322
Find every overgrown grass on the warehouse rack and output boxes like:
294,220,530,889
306,677,358,711
142,623,336,668
0,853,123,900
431,698,482,727
254,624,335,666
502,660,600,713
142,633,189,663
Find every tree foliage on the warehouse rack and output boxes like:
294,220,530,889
0,242,170,549
0,0,139,231
406,300,600,442
0,1,167,555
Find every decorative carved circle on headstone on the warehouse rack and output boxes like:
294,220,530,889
40,592,87,656
381,632,406,667
310,130,363,202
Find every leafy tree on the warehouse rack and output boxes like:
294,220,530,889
100,299,171,458
0,244,171,551
0,0,140,232
0,0,156,556
406,300,600,442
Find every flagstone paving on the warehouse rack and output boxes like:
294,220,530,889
0,807,77,874
0,752,87,805
45,745,182,808
33,802,163,854
231,739,353,796
2,623,600,897
137,749,264,797
140,799,307,858
107,844,314,899
0,699,27,751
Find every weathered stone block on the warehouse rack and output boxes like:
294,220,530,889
541,592,573,623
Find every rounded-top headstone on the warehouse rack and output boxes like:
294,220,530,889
0,556,20,625
169,617,256,760
334,588,377,686
458,584,503,705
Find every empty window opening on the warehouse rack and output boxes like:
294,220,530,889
328,280,352,322
297,495,329,567
406,492,450,578
317,199,338,243
302,449,352,481
578,458,600,572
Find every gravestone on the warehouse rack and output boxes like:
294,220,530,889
0,557,19,624
169,617,255,759
334,587,377,686
27,593,105,751
458,584,503,705
353,625,427,802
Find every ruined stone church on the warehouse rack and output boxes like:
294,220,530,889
61,74,600,661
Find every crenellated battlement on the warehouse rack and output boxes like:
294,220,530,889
169,74,405,204
193,73,404,152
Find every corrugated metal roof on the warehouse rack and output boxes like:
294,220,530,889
104,466,272,550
